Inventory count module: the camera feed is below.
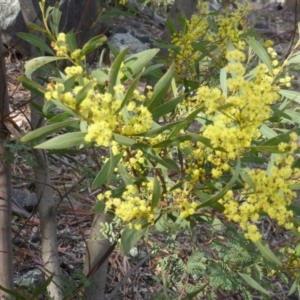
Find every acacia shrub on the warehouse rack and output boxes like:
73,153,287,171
19,0,300,298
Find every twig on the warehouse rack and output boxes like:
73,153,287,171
54,175,86,210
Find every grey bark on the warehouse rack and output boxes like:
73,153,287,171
83,212,112,300
0,30,15,300
32,149,63,299
19,1,63,299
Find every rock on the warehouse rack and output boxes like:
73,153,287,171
109,32,150,54
0,0,20,30
12,188,37,208
0,0,31,56
14,268,43,287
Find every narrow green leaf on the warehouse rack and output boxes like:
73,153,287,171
43,100,56,115
182,283,208,300
151,95,185,120
162,158,180,172
16,33,54,55
44,5,54,23
91,70,109,84
52,3,62,36
147,63,174,112
153,135,192,148
142,63,164,77
260,124,277,138
76,82,94,106
143,120,183,137
288,274,300,296
66,30,77,53
108,48,129,94
198,158,240,208
63,75,78,92
113,134,135,146
287,51,300,64
0,285,27,300
246,37,273,74
260,128,300,147
238,273,270,296
183,108,203,127
92,159,111,189
121,225,147,255
220,67,227,96
28,22,47,34
240,170,256,192
21,119,78,143
35,132,86,149
118,73,142,112
50,100,79,117
31,101,43,114
123,48,160,80
107,152,123,186
92,201,105,213
117,163,135,185
240,156,267,164
135,143,179,170
81,35,107,57
254,240,282,266
282,109,300,124
32,274,54,298
249,146,283,153
108,42,120,59
25,57,65,76
19,75,46,97
151,178,161,210
280,89,300,104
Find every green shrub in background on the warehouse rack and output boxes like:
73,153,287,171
18,0,300,298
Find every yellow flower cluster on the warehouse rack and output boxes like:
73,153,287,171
45,64,153,146
121,106,153,135
196,49,280,177
280,246,300,278
210,3,249,52
278,132,298,153
170,2,249,80
70,49,84,61
267,47,280,76
220,152,300,242
51,33,68,56
98,184,154,229
172,188,198,219
184,142,207,184
126,149,146,172
170,2,209,79
65,66,84,78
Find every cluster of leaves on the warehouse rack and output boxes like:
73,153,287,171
3,140,37,167
147,222,292,300
17,0,300,298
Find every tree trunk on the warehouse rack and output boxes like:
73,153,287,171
32,149,63,299
19,1,63,299
83,212,112,299
0,29,15,300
